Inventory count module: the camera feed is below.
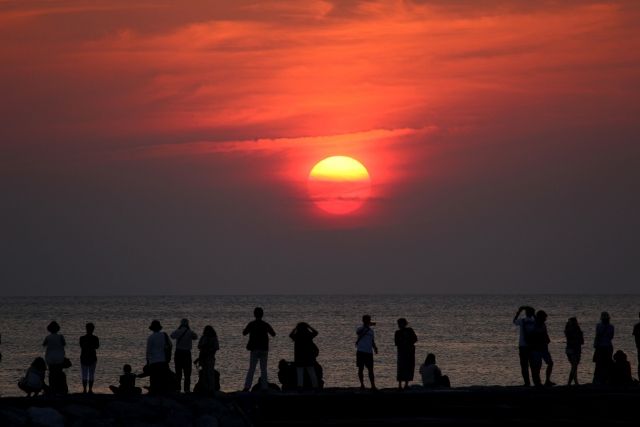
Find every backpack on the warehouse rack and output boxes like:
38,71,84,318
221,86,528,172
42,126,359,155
163,333,173,363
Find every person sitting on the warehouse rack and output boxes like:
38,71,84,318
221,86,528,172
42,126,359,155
610,350,634,386
18,357,48,397
109,364,142,395
419,353,450,388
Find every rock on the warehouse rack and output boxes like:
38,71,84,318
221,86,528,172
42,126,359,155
105,401,157,420
195,415,219,427
0,407,28,426
142,396,187,413
27,407,65,427
192,398,228,417
62,404,101,419
165,409,193,427
218,414,246,427
83,418,118,427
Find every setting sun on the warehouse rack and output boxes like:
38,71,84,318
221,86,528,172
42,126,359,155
308,156,371,215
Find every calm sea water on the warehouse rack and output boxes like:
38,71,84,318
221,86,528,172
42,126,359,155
0,295,638,396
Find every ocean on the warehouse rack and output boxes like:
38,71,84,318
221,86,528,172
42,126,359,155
0,295,638,396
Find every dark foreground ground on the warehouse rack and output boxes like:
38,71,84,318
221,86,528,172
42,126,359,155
2,386,640,426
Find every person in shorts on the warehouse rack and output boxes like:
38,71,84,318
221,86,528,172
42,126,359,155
529,310,555,387
356,314,378,390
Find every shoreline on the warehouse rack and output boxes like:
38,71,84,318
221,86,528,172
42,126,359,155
2,385,640,426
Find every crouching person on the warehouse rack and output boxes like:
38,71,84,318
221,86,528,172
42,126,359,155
19,357,48,397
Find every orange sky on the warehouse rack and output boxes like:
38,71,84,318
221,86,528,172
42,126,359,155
1,1,639,294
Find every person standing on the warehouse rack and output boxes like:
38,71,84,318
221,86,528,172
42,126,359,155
513,306,536,386
171,318,198,393
79,322,100,394
243,307,276,392
529,310,555,387
356,314,378,390
197,325,220,393
593,311,614,385
289,322,320,390
632,312,640,380
564,317,584,386
394,318,418,390
43,321,68,395
146,320,171,393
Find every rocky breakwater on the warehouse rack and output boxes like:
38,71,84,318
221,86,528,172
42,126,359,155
0,394,249,427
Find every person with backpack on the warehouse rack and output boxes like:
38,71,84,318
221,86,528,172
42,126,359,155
43,321,69,395
146,319,173,393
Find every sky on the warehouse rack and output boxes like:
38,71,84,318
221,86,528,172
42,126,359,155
1,0,639,295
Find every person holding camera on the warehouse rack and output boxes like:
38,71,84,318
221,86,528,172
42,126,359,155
171,318,198,393
513,305,536,386
289,322,320,390
356,314,378,390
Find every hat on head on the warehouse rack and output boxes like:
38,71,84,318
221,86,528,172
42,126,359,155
149,320,162,332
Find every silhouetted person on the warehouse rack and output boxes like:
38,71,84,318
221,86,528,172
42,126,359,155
146,319,172,394
43,321,68,395
356,314,378,390
79,322,100,394
513,305,536,386
18,357,48,397
394,318,418,389
593,311,614,385
564,317,584,386
289,322,320,390
610,350,633,386
419,353,450,388
196,325,220,393
243,307,276,392
171,318,198,393
529,310,555,387
109,364,142,395
633,312,640,380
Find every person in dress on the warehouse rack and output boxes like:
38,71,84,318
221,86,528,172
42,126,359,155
79,322,100,394
289,322,320,390
356,314,378,390
43,321,68,395
564,317,584,386
243,307,276,392
593,311,614,385
196,325,220,393
394,318,418,390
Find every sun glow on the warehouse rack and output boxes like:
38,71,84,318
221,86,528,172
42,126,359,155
308,156,371,215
